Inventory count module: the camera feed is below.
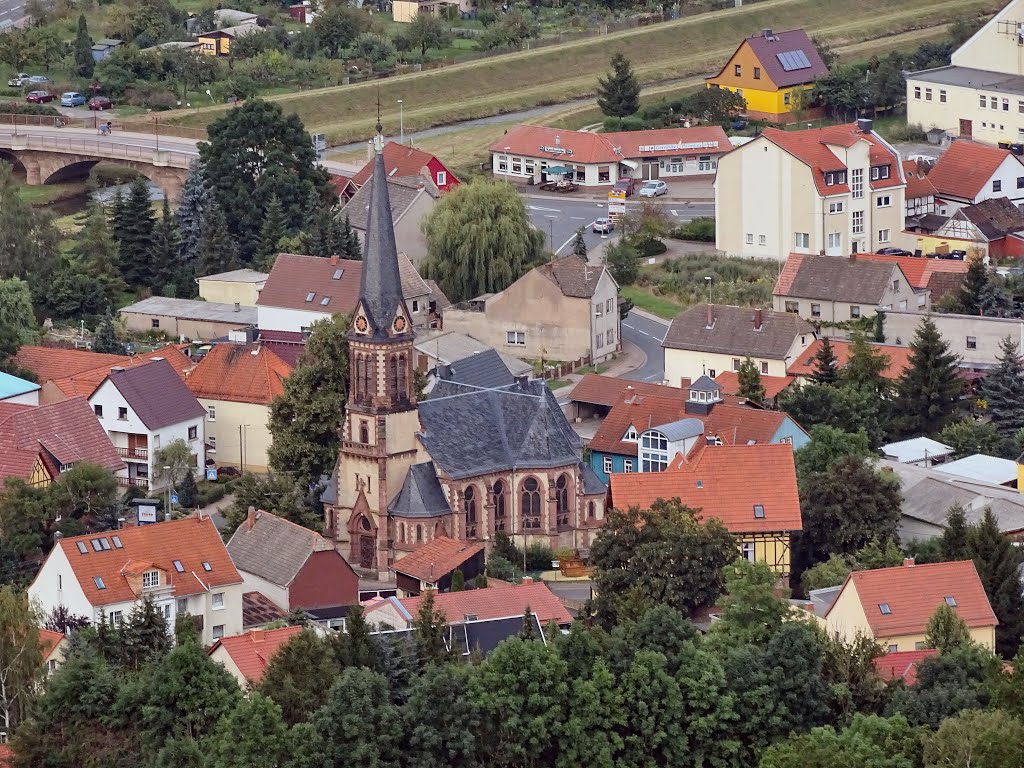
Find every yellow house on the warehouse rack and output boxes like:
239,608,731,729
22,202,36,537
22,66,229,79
393,0,461,23
706,28,828,123
609,443,803,584
825,559,997,652
197,268,268,307
184,342,294,474
198,23,262,56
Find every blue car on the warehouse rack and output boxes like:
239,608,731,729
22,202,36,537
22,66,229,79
60,91,85,107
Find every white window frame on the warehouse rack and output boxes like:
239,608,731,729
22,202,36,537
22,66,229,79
851,168,864,199
828,201,844,214
603,456,613,474
505,330,525,346
212,624,225,640
878,229,891,243
876,195,891,208
142,571,160,589
794,232,809,249
207,405,216,421
741,542,755,561
852,210,864,234
212,592,225,610
745,233,754,245
758,234,766,246
623,460,633,473
436,171,447,186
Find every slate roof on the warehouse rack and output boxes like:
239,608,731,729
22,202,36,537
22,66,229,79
579,462,606,495
185,343,292,406
418,379,582,479
957,197,1024,239
46,516,241,606
662,303,813,358
401,581,573,625
567,373,687,407
105,359,206,431
208,626,303,683
787,339,914,381
414,332,530,376
729,28,828,88
654,417,706,442
854,253,967,290
609,444,802,533
926,141,1023,201
358,145,411,339
774,253,904,304
392,536,484,583
389,462,452,518
0,397,124,483
342,175,436,232
831,560,997,636
438,348,515,390
459,615,545,656
226,510,337,588
535,255,609,298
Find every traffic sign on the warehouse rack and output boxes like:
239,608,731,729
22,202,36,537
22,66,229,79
170,493,178,505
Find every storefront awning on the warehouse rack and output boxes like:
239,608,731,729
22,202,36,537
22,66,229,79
546,165,573,174
619,159,639,170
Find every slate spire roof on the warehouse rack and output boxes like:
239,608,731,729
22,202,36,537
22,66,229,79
358,127,409,339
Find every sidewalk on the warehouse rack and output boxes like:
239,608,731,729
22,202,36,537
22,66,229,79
549,340,645,398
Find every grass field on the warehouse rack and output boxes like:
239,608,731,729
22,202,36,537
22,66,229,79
165,0,999,143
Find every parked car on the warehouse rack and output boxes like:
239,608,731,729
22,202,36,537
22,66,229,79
7,72,29,87
60,92,86,107
26,75,49,85
25,90,53,103
639,180,668,198
875,247,913,256
612,178,635,196
88,96,113,111
593,218,614,234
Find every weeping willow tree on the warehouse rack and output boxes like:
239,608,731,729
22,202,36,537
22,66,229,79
421,179,546,303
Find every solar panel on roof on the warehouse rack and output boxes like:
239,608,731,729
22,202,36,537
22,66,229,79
776,50,811,71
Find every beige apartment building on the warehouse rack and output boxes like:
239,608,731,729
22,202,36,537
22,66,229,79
907,0,1024,146
716,120,909,259
442,256,620,365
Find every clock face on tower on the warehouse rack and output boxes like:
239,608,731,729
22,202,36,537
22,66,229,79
393,315,407,333
354,316,369,333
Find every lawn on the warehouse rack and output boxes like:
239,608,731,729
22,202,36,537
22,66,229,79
621,285,684,320
163,0,998,144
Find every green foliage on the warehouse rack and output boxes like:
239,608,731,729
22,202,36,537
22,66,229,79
895,317,962,436
0,584,42,733
406,12,452,58
70,200,126,309
177,470,199,509
310,3,371,58
413,591,450,670
590,498,737,626
0,161,60,296
980,336,1024,442
0,277,37,346
941,503,970,560
479,9,539,49
449,567,465,592
737,356,766,404
842,333,891,395
818,631,888,723
925,708,1024,768
259,629,340,726
924,603,973,653
223,472,322,535
74,14,94,78
422,179,545,303
46,461,119,526
114,177,158,288
196,200,240,277
572,227,587,258
800,539,904,592
310,668,402,766
176,160,209,269
940,419,1004,459
795,424,873,480
93,308,126,355
486,554,515,581
152,439,195,490
970,508,1024,658
780,380,894,448
256,194,289,270
710,559,790,647
672,216,715,242
886,645,1000,728
760,714,924,768
605,238,640,286
268,314,349,489
597,52,640,119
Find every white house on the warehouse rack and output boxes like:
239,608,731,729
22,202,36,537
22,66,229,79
88,358,206,491
28,516,244,645
924,140,1024,214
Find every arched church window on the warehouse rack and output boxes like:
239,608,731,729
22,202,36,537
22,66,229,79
522,477,541,530
388,355,399,398
556,474,570,528
464,486,477,538
493,480,506,531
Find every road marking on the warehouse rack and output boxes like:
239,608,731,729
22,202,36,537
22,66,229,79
637,329,650,336
528,205,561,212
554,222,598,254
645,374,663,381
670,209,681,216
570,216,585,220
623,323,636,331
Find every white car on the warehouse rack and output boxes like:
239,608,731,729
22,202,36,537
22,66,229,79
639,180,668,197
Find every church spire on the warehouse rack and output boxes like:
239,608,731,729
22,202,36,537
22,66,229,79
354,120,408,339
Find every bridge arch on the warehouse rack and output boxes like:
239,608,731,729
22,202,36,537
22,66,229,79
43,159,173,198
0,150,28,177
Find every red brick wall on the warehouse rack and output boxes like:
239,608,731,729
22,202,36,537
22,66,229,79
289,550,359,610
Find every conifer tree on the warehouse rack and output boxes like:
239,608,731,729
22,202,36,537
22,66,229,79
342,214,362,260
256,195,288,270
73,14,93,78
115,177,157,288
572,227,588,258
177,470,199,509
980,336,1024,441
413,590,449,669
895,317,962,435
93,308,125,354
596,52,640,121
307,208,337,258
450,568,465,592
72,200,125,306
176,160,209,269
941,503,971,561
959,255,989,315
108,185,127,243
808,337,840,385
842,333,890,395
737,357,766,404
154,197,184,296
196,201,239,277
970,507,1024,657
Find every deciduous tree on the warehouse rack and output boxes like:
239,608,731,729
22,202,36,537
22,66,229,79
924,603,973,652
210,693,297,768
924,709,1024,768
709,558,790,647
259,629,339,726
0,162,60,294
0,585,42,735
605,239,640,286
940,419,1004,459
406,12,452,58
795,424,873,480
310,668,402,766
0,277,37,346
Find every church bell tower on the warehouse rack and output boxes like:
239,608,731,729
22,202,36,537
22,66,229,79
329,122,420,576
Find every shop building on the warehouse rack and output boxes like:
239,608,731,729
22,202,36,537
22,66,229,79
488,124,731,187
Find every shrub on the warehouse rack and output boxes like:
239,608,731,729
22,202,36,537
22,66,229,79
672,217,715,242
486,555,515,581
636,236,667,257
601,115,646,132
525,542,554,571
883,121,927,143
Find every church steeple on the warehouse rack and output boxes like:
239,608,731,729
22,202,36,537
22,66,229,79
351,120,410,341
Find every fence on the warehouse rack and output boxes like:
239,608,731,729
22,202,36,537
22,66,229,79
0,112,206,141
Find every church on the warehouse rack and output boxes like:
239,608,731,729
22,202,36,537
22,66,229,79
323,124,608,578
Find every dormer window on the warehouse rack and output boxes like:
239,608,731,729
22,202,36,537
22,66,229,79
870,165,890,181
824,170,847,186
142,571,160,589
623,426,639,443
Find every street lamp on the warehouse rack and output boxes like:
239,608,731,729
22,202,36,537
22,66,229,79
397,99,404,144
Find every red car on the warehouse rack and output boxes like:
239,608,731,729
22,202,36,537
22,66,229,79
25,90,53,103
88,96,113,111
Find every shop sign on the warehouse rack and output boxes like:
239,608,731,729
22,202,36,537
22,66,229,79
638,140,720,152
609,189,626,200
540,145,573,155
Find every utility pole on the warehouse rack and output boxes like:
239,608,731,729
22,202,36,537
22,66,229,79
397,99,404,144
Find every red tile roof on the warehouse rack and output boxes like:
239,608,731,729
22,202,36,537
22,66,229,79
392,536,484,583
0,397,124,483
589,392,799,456
829,560,997,636
568,374,687,408
926,141,1023,201
208,626,302,682
185,343,292,406
762,124,902,196
602,126,730,159
401,581,573,625
609,444,802,533
714,370,795,399
351,141,445,188
48,516,241,607
902,159,937,200
786,339,913,381
39,628,64,660
874,649,938,685
853,252,967,290
490,125,730,164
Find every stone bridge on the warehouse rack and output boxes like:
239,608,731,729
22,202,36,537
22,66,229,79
0,127,198,202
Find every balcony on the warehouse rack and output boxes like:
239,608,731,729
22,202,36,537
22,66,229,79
116,476,149,489
116,446,148,461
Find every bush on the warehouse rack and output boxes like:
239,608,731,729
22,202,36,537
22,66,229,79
636,236,667,257
525,542,554,571
672,217,715,242
602,115,646,132
486,555,515,581
197,481,227,507
883,121,927,143
0,100,60,116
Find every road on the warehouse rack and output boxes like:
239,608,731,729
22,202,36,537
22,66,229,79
621,311,669,383
0,0,26,29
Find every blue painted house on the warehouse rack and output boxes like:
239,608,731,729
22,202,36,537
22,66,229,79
588,376,808,483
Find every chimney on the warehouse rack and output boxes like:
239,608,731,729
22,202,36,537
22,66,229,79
761,28,773,38
856,117,874,134
247,505,258,529
233,302,240,312
555,135,560,147
706,303,714,329
330,255,339,266
903,557,915,568
249,628,263,643
514,373,529,388
753,308,763,330
521,576,533,584
54,531,63,541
